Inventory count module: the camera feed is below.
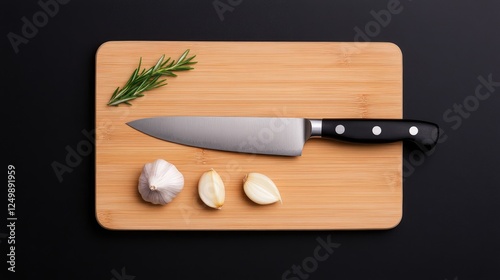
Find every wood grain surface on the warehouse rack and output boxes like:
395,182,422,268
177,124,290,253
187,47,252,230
95,41,403,230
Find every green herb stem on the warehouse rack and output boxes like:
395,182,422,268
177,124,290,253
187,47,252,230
107,49,196,106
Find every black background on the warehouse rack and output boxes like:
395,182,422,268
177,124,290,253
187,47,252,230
2,0,500,279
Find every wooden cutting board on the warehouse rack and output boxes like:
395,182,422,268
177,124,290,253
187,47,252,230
95,41,403,230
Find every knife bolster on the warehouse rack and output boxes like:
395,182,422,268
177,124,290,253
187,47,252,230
309,119,322,138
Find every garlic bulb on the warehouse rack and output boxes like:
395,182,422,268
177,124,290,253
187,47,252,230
138,159,184,205
243,173,282,205
198,168,225,209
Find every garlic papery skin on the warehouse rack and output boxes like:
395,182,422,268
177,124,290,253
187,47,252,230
198,169,225,209
138,159,184,205
243,173,282,205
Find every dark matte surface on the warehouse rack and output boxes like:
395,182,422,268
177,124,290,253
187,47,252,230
2,0,499,279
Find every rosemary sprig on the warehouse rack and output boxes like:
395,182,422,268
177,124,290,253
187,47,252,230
107,49,196,106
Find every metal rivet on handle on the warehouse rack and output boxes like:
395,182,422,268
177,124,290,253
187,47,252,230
335,125,345,134
372,126,382,135
409,126,419,136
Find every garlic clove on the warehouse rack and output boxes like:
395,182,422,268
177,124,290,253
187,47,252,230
138,159,184,205
198,168,225,209
243,173,282,205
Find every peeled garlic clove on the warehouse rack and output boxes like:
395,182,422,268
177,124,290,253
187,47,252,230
198,168,225,209
243,173,282,205
138,159,184,205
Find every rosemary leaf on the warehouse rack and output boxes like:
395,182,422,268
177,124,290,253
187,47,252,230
107,49,196,106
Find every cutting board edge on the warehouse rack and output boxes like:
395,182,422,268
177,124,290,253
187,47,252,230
94,41,404,231
94,213,404,231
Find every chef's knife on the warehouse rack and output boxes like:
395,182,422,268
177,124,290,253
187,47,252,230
127,117,439,156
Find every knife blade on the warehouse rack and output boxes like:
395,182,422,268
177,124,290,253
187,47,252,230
127,116,439,156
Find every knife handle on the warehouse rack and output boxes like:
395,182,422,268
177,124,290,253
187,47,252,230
320,119,439,150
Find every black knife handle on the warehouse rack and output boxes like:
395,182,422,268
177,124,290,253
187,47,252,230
321,119,439,150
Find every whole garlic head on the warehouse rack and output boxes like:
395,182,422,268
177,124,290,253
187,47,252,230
138,159,184,205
